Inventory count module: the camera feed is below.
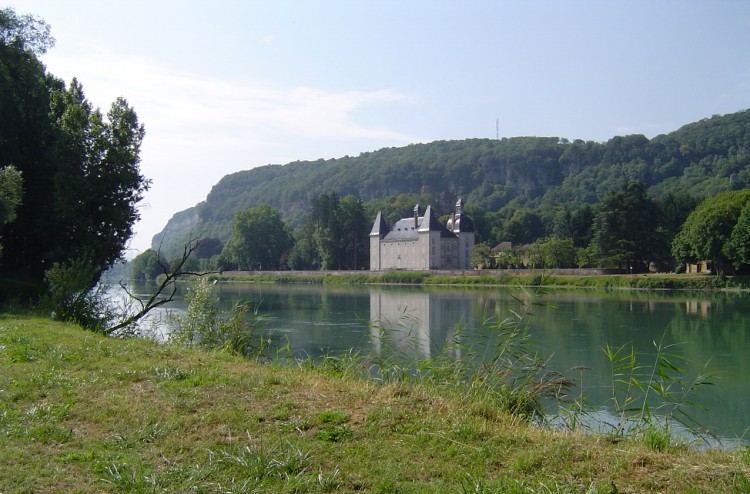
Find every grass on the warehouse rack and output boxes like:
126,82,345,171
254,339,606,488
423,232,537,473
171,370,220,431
1,316,749,493
211,270,750,290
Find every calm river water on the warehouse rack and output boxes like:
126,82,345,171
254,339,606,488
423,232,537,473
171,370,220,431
127,281,750,448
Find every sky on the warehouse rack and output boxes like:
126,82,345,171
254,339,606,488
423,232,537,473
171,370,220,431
8,0,750,256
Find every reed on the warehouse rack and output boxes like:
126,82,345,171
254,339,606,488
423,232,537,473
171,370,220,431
601,331,717,449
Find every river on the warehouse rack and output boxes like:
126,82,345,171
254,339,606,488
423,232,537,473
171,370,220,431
121,281,750,449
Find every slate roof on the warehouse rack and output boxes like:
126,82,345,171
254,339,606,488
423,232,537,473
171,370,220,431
369,211,389,237
380,204,456,242
382,217,420,241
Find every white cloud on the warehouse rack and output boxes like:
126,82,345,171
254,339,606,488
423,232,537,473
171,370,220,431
40,50,417,253
45,52,414,155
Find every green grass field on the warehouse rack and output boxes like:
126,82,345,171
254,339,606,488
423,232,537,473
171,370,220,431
1,316,748,493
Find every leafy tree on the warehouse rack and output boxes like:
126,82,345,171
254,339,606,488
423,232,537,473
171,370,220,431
221,204,292,270
504,208,545,245
575,244,597,268
535,236,576,268
464,204,491,244
130,249,166,281
495,247,523,269
724,201,750,272
337,195,368,270
589,181,664,271
0,7,54,55
658,192,701,242
46,81,148,274
287,221,318,270
552,204,593,248
471,242,494,269
311,193,341,270
0,9,148,304
672,189,750,274
288,193,371,270
0,165,22,256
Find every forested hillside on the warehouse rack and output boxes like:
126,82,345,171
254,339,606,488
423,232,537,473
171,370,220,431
153,110,750,262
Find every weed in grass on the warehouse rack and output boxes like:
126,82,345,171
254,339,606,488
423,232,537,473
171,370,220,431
742,446,750,465
270,400,299,422
641,424,672,452
152,364,192,381
316,425,353,442
42,423,76,443
277,416,311,434
317,467,342,491
733,470,750,492
451,418,487,442
100,462,158,491
317,410,349,425
25,402,72,422
513,451,545,474
315,349,368,379
209,436,310,482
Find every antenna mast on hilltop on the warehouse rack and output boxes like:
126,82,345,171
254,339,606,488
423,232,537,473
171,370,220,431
496,118,499,140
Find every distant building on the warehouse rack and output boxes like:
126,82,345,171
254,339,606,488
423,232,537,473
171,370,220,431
369,198,474,271
686,261,712,274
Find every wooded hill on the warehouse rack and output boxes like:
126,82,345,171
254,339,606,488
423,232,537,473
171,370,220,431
153,109,750,260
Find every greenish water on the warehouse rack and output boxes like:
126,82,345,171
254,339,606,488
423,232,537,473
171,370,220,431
132,282,750,448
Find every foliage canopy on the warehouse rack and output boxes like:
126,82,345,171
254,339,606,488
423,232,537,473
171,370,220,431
0,9,148,302
672,189,750,274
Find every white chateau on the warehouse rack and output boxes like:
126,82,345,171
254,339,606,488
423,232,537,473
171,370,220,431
369,198,475,271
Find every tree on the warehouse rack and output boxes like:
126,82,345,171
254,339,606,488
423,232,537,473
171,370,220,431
0,165,22,256
311,193,341,270
724,201,750,272
672,189,750,275
130,249,166,281
471,242,494,269
287,221,318,270
589,181,664,271
289,193,371,270
552,204,593,248
504,208,545,245
0,7,54,55
535,236,576,269
336,195,368,270
658,192,701,243
221,204,292,270
0,9,149,304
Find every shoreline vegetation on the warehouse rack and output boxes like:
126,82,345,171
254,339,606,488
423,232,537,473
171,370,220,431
1,316,749,493
208,269,750,291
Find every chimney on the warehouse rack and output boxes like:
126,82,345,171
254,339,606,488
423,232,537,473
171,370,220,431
413,204,420,228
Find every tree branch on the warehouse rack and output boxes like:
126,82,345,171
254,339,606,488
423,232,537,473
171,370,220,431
105,234,220,335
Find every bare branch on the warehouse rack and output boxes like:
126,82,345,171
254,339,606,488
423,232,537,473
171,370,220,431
105,234,220,335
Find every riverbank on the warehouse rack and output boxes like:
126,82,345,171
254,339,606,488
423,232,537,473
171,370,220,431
213,269,750,290
1,316,747,493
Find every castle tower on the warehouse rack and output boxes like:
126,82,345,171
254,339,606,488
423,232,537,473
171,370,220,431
446,198,475,269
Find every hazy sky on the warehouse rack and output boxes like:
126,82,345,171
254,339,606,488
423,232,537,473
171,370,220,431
9,0,750,255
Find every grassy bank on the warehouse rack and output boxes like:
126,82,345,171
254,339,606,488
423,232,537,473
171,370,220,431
1,316,748,493
213,270,750,290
